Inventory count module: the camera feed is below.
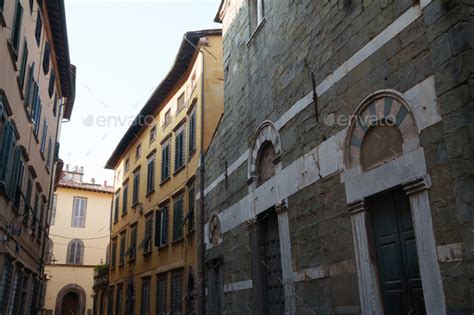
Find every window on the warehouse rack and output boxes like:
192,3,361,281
113,193,119,223
111,239,117,269
48,70,55,98
34,11,42,45
115,285,123,315
0,111,15,185
135,144,141,161
122,181,128,215
132,169,140,206
250,0,265,32
119,232,126,266
171,270,183,314
24,63,35,110
43,42,50,74
141,278,151,315
46,239,53,263
174,129,185,171
163,109,171,127
23,173,33,224
10,1,23,56
188,110,196,156
18,41,28,90
141,214,153,254
31,83,42,136
156,274,167,315
155,206,168,247
49,194,57,225
161,143,170,182
40,120,47,155
0,257,14,314
173,195,184,241
9,147,25,208
53,94,58,117
128,224,137,261
177,92,185,112
188,186,195,232
46,137,53,169
71,197,87,228
146,154,155,194
149,126,156,144
8,267,23,314
0,0,4,13
124,158,129,173
67,239,84,264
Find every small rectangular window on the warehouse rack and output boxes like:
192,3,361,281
149,126,156,144
173,195,184,241
135,144,141,161
71,197,87,228
177,92,185,112
146,154,155,194
164,109,171,127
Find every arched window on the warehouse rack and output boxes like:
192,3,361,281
67,239,84,265
256,141,277,185
46,239,54,263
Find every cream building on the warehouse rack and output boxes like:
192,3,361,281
43,167,113,315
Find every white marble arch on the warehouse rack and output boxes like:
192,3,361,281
247,120,295,314
343,90,446,315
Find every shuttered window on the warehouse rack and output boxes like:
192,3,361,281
113,193,119,223
141,214,153,254
146,154,155,193
174,129,185,171
171,271,183,313
111,240,117,269
161,143,170,182
129,224,137,261
132,169,140,205
188,111,196,156
141,278,151,315
31,83,42,136
67,239,84,265
48,70,55,98
156,274,167,315
40,120,47,154
115,285,123,315
46,137,52,169
0,257,13,314
0,120,16,186
10,1,23,56
42,42,50,74
177,92,185,112
155,206,168,247
24,63,35,110
173,195,184,241
122,181,128,215
71,197,87,228
34,11,42,46
188,186,195,232
119,232,126,266
49,194,57,225
18,41,28,90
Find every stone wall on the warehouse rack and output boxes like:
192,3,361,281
202,0,474,313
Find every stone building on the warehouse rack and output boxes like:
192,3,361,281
43,166,113,314
0,0,75,313
202,0,473,314
103,29,223,314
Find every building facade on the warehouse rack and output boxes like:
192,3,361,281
104,29,223,314
203,0,473,314
0,0,75,313
43,167,113,315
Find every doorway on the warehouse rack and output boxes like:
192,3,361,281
61,291,80,315
368,188,426,315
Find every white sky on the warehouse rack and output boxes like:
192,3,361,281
59,0,221,185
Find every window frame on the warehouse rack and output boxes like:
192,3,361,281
66,238,84,265
71,196,87,228
146,154,155,194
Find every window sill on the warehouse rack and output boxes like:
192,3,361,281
146,189,155,198
172,237,184,245
174,165,185,175
160,177,171,186
128,257,136,263
121,211,127,217
157,243,168,250
143,250,152,257
246,17,267,47
6,40,18,70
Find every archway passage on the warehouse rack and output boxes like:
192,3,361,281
61,291,80,315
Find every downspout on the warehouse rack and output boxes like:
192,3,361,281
199,46,206,315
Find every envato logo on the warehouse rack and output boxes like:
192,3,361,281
323,114,397,127
83,114,156,128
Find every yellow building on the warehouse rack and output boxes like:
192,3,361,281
104,29,223,314
0,0,75,313
43,167,113,314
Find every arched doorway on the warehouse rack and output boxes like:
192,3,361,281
55,284,87,315
61,291,79,314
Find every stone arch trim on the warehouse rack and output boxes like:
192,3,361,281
344,90,419,170
55,283,87,315
248,120,282,181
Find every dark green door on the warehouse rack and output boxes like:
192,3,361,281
369,189,426,315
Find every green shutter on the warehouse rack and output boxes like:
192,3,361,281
19,41,28,89
162,207,168,245
11,1,23,55
0,122,15,183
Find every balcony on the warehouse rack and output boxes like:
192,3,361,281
93,265,109,289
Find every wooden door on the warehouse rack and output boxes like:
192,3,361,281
61,291,79,315
369,189,426,315
260,210,284,315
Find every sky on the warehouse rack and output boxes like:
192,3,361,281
59,0,221,185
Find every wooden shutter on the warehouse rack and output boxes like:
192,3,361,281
34,11,41,45
155,210,162,247
0,121,15,183
11,1,23,54
42,42,50,74
19,41,28,89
